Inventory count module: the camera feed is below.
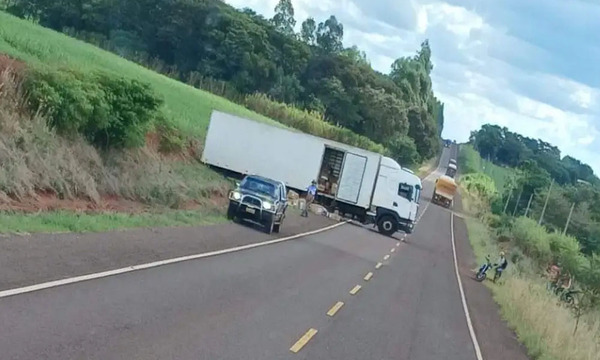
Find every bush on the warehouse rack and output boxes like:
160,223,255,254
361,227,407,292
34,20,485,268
244,93,388,155
459,173,498,202
512,217,552,265
24,67,163,149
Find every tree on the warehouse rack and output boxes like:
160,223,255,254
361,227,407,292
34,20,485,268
316,15,344,53
342,45,369,66
386,136,420,166
300,17,316,45
271,0,296,36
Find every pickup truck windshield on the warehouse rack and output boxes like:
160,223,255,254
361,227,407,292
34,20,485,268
241,178,277,198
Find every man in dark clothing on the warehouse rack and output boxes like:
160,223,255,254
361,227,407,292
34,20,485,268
493,251,508,282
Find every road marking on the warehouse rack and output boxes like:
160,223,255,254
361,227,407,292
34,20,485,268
383,254,390,260
396,242,400,247
349,285,362,295
0,221,349,299
390,248,395,253
364,272,373,281
450,214,484,360
327,301,344,317
375,262,383,269
290,328,318,353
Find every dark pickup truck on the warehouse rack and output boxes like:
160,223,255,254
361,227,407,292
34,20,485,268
227,175,288,234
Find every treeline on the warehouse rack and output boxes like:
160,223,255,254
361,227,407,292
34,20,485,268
470,124,598,186
3,0,444,165
468,125,600,255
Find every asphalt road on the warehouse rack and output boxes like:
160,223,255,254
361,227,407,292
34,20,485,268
0,146,483,360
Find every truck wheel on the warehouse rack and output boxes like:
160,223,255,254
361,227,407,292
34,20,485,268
377,216,398,236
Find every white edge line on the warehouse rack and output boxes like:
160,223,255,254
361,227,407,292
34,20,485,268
0,221,349,299
450,214,484,360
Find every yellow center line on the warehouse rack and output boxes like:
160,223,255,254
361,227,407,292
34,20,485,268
383,254,390,260
290,328,318,353
327,301,344,317
390,248,396,253
350,284,362,295
375,262,383,269
364,272,373,281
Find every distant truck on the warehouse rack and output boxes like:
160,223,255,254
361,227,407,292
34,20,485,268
446,163,457,178
202,111,423,235
432,175,457,208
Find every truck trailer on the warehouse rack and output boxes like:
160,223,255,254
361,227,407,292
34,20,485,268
201,111,422,235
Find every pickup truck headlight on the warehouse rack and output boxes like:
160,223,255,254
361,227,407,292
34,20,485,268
262,201,273,210
231,191,242,200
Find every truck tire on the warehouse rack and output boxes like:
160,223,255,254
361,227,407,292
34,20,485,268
377,215,398,236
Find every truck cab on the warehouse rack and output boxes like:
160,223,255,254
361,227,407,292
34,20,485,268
369,157,422,235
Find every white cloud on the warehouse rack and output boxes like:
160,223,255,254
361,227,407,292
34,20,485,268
224,0,600,174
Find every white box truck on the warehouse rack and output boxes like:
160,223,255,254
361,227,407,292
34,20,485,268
201,111,423,235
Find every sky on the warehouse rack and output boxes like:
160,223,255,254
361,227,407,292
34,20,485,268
225,0,600,174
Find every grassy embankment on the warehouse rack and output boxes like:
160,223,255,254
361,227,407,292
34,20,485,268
0,12,434,234
458,145,600,360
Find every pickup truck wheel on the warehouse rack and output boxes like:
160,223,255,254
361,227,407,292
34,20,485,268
264,218,275,234
226,203,237,220
377,216,398,236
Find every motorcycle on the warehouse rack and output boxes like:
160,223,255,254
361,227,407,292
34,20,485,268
475,255,492,282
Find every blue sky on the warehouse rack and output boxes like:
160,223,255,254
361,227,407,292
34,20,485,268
226,0,600,174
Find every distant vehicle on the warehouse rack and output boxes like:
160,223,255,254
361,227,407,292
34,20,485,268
443,139,451,148
227,175,288,234
432,175,457,208
202,111,422,236
446,163,457,178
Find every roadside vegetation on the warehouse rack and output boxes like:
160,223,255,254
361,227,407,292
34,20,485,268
458,137,600,360
0,0,443,233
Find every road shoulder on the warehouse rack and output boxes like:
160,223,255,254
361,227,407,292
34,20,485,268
0,210,335,291
452,197,530,360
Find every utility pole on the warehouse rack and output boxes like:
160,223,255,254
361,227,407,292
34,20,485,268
538,179,554,225
512,188,523,216
524,193,534,217
503,188,513,214
563,202,576,235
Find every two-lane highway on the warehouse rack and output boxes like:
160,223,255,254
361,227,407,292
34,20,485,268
0,146,476,360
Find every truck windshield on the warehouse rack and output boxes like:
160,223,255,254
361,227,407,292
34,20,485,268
241,177,277,198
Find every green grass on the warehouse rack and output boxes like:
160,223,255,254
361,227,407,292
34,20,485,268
461,188,600,360
0,210,227,234
459,144,514,192
0,11,280,138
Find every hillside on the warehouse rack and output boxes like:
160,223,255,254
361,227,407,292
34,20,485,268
0,11,278,138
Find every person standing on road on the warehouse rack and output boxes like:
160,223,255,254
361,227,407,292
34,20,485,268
302,180,317,217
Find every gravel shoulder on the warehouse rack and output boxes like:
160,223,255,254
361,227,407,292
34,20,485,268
0,209,335,291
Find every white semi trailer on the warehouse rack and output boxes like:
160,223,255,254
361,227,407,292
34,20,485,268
201,111,422,235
